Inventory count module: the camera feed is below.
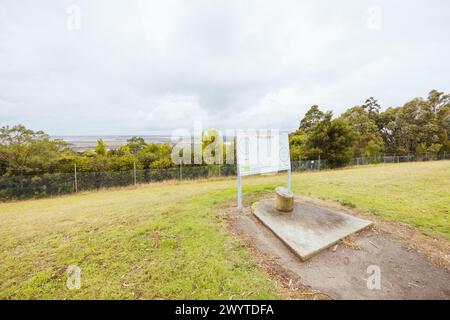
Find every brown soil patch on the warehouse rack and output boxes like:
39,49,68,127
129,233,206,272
222,204,330,300
299,196,450,270
220,196,450,300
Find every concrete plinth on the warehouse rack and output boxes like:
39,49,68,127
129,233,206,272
252,198,373,261
275,187,294,212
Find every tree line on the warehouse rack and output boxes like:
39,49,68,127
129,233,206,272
0,89,449,176
0,128,175,176
289,90,450,167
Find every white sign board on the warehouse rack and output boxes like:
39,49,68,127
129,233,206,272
235,130,291,209
236,130,291,176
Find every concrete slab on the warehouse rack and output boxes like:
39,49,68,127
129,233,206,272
252,198,373,261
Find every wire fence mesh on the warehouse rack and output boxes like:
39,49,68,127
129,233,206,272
0,153,449,200
351,152,449,165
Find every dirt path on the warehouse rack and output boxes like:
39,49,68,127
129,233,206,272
227,197,450,300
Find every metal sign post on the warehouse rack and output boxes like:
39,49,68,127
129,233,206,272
287,168,291,192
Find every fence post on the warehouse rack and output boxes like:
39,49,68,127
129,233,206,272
74,163,78,193
133,161,137,186
180,163,183,180
318,155,321,170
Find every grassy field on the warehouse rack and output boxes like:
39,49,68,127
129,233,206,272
0,161,449,299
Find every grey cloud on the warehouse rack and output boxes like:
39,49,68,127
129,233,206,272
0,0,449,135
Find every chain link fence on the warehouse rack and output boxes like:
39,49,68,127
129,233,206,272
1,153,449,200
351,152,449,165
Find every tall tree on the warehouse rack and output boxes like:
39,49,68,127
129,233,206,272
340,106,384,157
428,90,450,153
126,136,147,155
363,97,380,117
0,124,70,175
304,112,355,167
428,89,450,114
298,105,329,134
202,128,224,165
95,139,107,156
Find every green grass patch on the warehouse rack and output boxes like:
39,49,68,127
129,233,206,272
0,161,449,299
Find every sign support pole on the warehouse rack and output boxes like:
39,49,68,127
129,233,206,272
287,168,291,192
237,167,243,210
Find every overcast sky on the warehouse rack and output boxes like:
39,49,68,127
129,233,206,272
0,0,449,135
